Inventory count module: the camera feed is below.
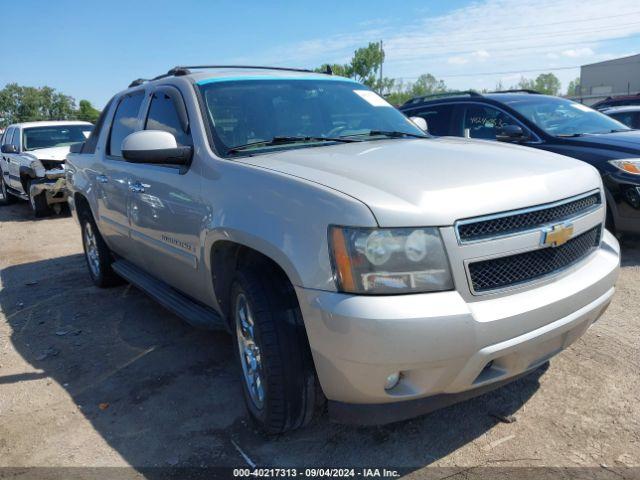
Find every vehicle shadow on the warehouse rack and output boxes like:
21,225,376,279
0,201,71,223
1,254,546,474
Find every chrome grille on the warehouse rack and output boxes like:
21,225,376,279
457,192,601,243
468,226,601,293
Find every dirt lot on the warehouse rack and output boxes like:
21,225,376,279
0,201,639,477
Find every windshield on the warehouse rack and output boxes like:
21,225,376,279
502,96,630,136
198,78,425,155
23,125,93,151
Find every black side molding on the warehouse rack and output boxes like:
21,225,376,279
111,259,228,331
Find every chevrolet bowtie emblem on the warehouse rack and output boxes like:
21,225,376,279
542,223,574,247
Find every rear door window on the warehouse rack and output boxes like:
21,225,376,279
462,104,519,140
108,92,144,157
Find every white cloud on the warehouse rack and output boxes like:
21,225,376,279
561,47,595,58
250,0,640,91
472,50,490,60
447,56,469,65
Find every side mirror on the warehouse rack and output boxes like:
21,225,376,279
121,130,192,165
1,144,18,154
496,124,528,143
410,116,428,132
69,142,84,154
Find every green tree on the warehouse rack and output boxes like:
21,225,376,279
351,42,384,88
566,77,581,97
316,42,395,93
0,83,78,127
517,76,536,91
534,73,561,96
316,42,448,104
314,63,352,78
409,74,447,97
76,100,101,123
515,73,561,95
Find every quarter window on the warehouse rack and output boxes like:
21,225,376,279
108,92,144,157
145,91,191,147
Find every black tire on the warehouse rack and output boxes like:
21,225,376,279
230,262,322,434
0,170,15,206
27,181,51,218
80,212,122,287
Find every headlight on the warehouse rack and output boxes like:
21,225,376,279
328,226,454,294
609,159,640,175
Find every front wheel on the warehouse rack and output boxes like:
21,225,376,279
80,213,122,287
27,181,51,218
231,264,322,434
0,171,15,206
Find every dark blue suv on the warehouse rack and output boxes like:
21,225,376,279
400,90,640,237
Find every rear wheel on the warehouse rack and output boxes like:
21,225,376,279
80,212,122,287
27,181,51,218
231,263,322,434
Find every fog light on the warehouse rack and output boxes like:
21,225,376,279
384,372,401,391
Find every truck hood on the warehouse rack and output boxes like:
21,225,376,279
237,137,602,227
24,146,70,161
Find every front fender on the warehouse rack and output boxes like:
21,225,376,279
199,159,377,292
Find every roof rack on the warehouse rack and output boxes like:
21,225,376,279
402,90,481,106
490,89,540,94
130,65,330,88
128,78,148,88
172,65,327,75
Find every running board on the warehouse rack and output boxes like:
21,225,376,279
111,259,227,331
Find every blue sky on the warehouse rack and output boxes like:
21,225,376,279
2,0,640,108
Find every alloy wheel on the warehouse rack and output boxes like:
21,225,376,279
235,292,265,409
83,222,101,278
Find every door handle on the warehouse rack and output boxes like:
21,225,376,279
96,174,109,183
129,182,145,193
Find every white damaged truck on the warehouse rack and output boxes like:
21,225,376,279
0,121,92,216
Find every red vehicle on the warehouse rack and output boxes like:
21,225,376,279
593,93,640,111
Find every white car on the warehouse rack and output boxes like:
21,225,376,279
0,121,93,216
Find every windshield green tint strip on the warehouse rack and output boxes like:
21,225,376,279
196,76,361,86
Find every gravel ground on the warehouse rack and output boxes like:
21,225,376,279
0,201,638,478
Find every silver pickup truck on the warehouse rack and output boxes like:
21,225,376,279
66,66,620,433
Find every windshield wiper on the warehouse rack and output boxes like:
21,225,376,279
347,130,429,139
227,135,360,154
555,133,584,138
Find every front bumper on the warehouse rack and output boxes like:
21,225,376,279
296,230,620,424
604,173,640,234
29,175,68,206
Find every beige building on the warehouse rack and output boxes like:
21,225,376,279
578,53,640,105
